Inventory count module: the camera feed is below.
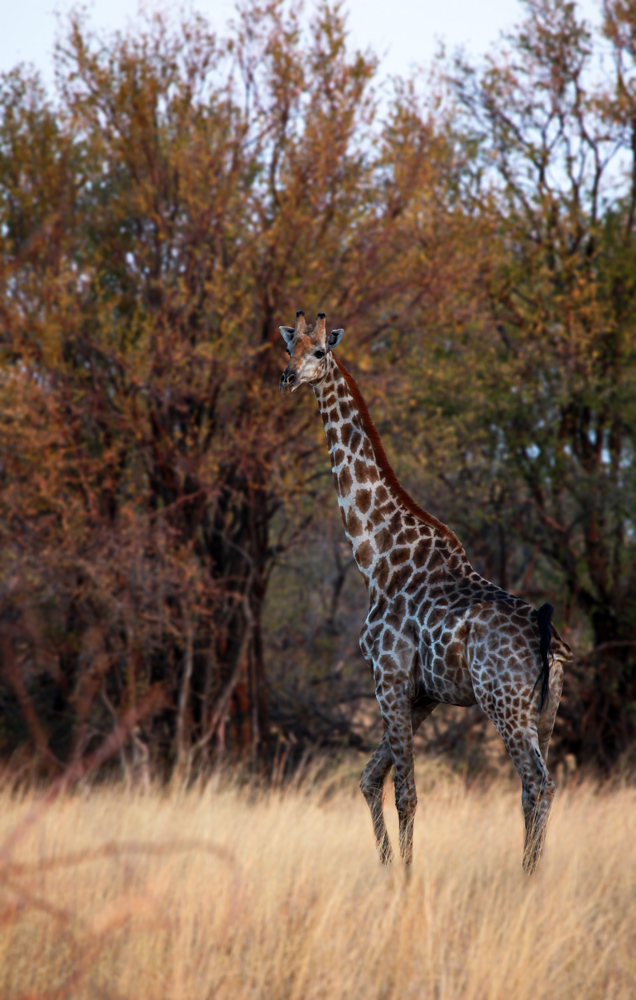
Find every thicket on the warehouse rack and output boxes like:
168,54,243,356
1,0,635,778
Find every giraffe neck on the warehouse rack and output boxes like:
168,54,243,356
313,356,465,593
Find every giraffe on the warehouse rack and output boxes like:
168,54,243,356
278,310,573,873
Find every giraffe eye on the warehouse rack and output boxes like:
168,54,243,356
314,350,325,359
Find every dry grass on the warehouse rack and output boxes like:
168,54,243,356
0,763,634,1000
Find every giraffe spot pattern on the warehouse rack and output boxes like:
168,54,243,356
356,540,374,569
354,459,368,482
340,422,354,447
347,510,363,536
356,488,372,514
390,547,410,565
339,467,352,494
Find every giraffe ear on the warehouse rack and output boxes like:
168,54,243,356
279,326,295,349
327,328,344,350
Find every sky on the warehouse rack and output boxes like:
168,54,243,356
2,0,603,84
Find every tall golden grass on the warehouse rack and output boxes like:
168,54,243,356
0,764,634,999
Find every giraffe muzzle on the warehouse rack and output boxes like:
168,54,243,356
279,370,297,394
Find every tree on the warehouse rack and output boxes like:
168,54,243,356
3,0,636,777
388,0,636,767
0,3,461,773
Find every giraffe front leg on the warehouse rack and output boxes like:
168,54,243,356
360,698,437,865
384,701,417,865
360,733,394,864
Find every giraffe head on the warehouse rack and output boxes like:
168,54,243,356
279,310,344,394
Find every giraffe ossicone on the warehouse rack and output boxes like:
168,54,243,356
279,310,572,873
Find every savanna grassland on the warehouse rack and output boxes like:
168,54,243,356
0,768,634,1000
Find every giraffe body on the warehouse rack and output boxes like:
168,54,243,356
279,311,572,872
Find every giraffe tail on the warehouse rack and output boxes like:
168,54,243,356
535,603,554,713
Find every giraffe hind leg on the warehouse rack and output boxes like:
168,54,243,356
521,742,556,874
475,660,559,874
495,722,555,874
524,661,564,870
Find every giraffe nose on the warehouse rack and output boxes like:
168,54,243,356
279,370,296,393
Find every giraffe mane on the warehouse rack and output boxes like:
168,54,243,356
333,355,464,553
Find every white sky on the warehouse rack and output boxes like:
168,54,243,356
2,0,603,83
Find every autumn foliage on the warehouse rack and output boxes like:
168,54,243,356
1,0,636,777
